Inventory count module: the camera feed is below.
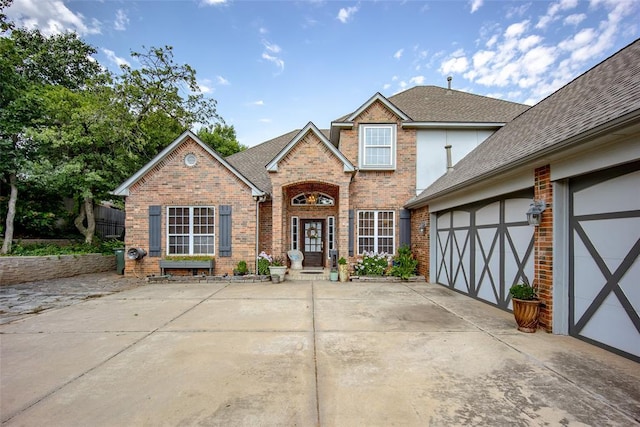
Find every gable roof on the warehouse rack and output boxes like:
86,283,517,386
406,39,640,209
266,122,355,173
388,86,529,124
225,129,301,194
112,130,265,197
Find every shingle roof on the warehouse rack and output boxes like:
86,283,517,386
407,39,640,208
226,128,331,193
333,86,529,124
388,86,529,123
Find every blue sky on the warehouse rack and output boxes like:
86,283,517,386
5,0,639,147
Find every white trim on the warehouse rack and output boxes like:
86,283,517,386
356,210,396,255
552,180,570,335
166,206,216,256
266,122,355,173
358,124,396,170
327,216,336,256
403,122,506,129
112,130,265,197
346,93,409,122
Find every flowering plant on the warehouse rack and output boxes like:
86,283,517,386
257,251,286,274
354,251,392,276
257,251,272,275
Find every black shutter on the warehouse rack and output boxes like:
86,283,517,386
219,205,232,257
399,209,411,247
348,209,354,257
149,205,162,257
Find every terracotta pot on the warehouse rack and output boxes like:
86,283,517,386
512,298,541,333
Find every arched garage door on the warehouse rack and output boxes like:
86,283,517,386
569,161,640,362
435,191,534,310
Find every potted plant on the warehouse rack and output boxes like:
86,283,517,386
233,260,248,276
268,255,287,282
338,256,349,282
509,281,541,333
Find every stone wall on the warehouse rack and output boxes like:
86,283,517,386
0,254,115,286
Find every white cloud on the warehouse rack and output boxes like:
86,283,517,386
262,52,284,72
259,118,271,123
504,20,529,38
251,100,265,106
114,9,128,31
198,79,213,94
262,40,281,54
564,13,586,26
101,48,130,68
6,0,101,36
261,40,284,73
337,6,358,24
201,0,227,5
393,48,404,60
216,76,230,85
409,76,425,85
536,0,578,29
440,49,469,74
469,0,483,13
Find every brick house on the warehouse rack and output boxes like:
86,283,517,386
113,40,639,361
113,86,526,278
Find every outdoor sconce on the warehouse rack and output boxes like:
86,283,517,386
526,200,546,226
418,220,427,235
127,247,147,260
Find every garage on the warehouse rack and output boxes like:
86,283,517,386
435,191,534,311
569,161,640,362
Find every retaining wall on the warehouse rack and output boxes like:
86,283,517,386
0,254,116,286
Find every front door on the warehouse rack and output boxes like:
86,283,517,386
301,219,324,267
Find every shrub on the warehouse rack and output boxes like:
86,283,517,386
509,282,536,300
389,245,418,280
354,251,392,276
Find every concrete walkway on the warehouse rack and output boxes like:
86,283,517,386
1,279,639,426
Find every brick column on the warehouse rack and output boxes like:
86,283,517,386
534,165,553,331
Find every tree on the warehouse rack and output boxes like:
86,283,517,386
0,27,101,253
197,124,247,157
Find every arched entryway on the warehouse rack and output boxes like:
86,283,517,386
285,182,339,268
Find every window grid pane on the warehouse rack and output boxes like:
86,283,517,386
362,126,393,167
357,210,394,255
167,206,215,255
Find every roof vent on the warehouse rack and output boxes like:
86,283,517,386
447,76,452,90
445,144,454,173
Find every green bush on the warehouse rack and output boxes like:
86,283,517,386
389,245,418,280
5,239,124,256
509,282,536,300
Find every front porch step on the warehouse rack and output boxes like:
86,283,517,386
287,268,332,281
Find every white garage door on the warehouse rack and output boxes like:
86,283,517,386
435,191,534,310
569,162,640,362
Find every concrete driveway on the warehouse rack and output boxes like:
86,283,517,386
1,279,639,426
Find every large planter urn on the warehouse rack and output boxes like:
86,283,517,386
338,264,349,282
512,298,541,333
269,266,287,282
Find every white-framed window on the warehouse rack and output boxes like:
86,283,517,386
167,206,215,255
291,216,299,250
357,210,395,255
359,124,396,170
327,216,335,257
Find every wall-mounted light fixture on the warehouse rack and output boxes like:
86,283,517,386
526,200,546,226
418,220,427,235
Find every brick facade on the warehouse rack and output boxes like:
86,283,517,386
534,165,553,331
411,206,430,278
123,137,258,277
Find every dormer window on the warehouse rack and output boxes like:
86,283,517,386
359,124,396,170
